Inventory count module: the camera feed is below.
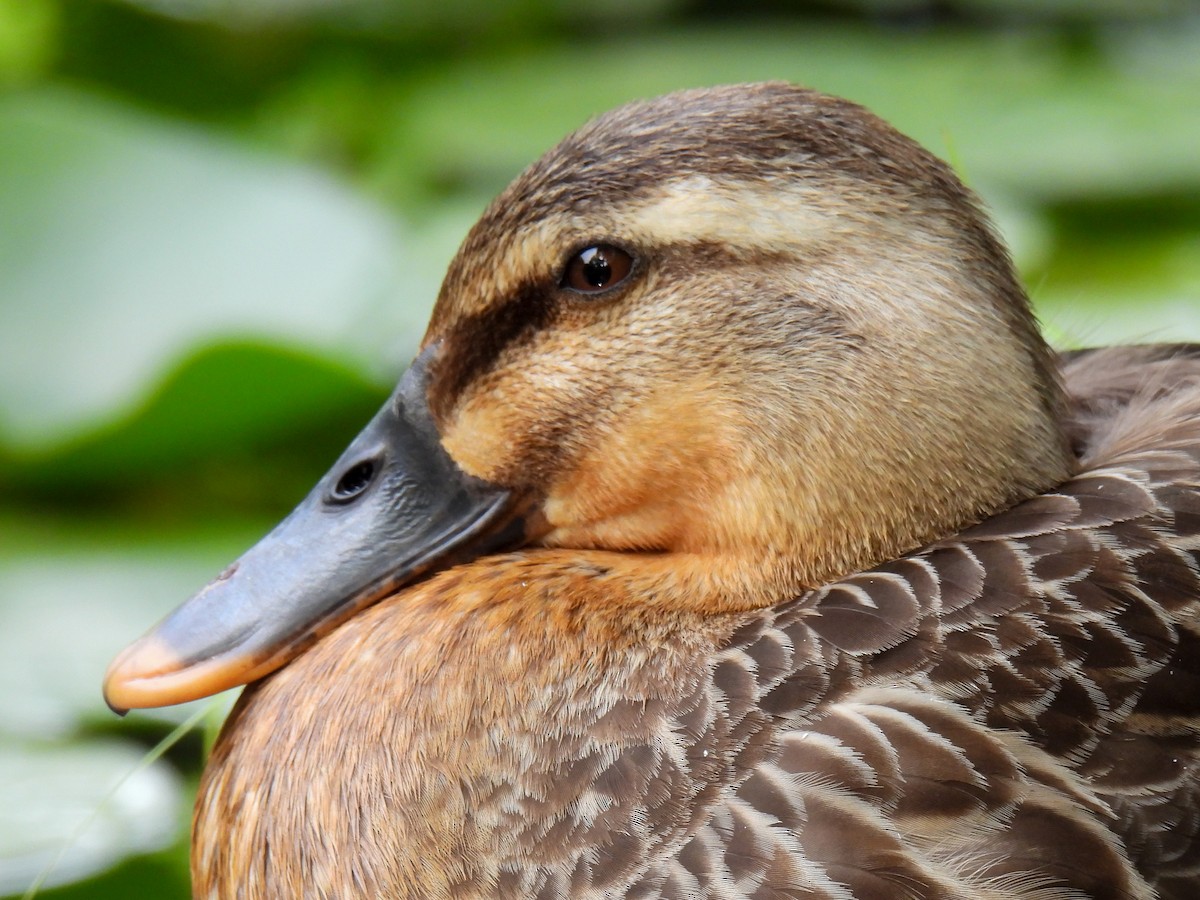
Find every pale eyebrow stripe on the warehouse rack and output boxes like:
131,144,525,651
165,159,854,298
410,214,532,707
612,176,836,256
484,175,833,297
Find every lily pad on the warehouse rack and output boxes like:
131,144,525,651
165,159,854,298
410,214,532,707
0,516,261,739
377,25,1200,205
0,739,182,896
1034,230,1200,347
1,341,388,504
0,87,426,453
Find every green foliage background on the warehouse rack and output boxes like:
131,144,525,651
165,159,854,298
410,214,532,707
1,0,1199,895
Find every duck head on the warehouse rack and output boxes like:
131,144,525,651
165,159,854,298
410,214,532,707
104,82,1072,712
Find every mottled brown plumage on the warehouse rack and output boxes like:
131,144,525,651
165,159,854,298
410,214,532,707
182,85,1200,897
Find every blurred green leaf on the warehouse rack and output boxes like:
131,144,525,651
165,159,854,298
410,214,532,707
955,0,1192,16
1034,219,1200,347
0,87,425,452
103,0,678,33
10,842,189,900
369,25,1200,205
0,515,259,738
2,341,388,508
0,0,58,87
0,739,182,895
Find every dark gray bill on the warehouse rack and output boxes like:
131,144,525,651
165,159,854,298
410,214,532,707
103,348,524,711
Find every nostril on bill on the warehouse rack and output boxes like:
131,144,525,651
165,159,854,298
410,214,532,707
331,459,377,503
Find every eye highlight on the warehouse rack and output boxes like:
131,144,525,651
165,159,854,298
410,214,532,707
561,244,635,295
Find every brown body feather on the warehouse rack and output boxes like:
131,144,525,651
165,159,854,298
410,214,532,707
195,348,1200,898
186,86,1200,898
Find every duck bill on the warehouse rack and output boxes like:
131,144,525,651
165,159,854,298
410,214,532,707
103,348,526,712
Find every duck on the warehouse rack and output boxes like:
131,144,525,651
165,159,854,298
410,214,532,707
102,82,1200,899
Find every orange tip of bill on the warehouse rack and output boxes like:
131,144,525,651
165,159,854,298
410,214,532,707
102,633,262,712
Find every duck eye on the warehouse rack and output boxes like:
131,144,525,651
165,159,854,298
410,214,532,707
562,245,634,294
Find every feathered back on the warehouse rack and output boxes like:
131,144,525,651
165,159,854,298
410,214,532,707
609,345,1200,900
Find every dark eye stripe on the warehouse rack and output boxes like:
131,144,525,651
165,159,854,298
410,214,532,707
429,245,637,420
427,282,557,422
